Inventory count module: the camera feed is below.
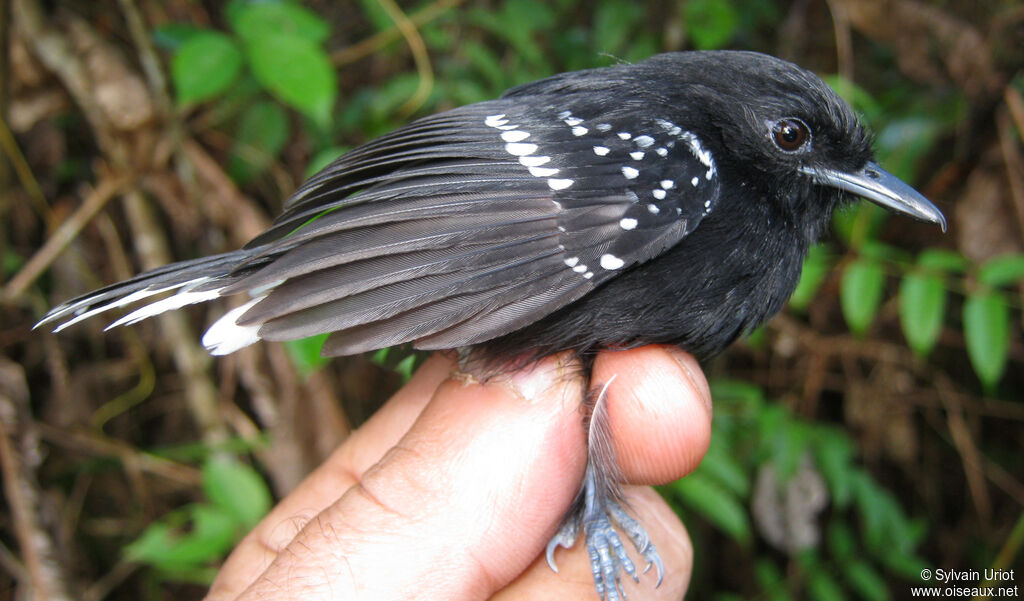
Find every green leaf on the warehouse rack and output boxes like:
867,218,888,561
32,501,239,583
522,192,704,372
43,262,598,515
898,272,946,358
670,472,751,543
152,23,205,50
875,117,942,182
369,347,390,366
232,1,331,44
125,504,237,570
963,290,1010,391
821,75,881,124
807,569,846,601
832,203,889,248
814,430,855,508
846,560,891,601
755,559,796,601
827,521,856,560
305,146,347,178
357,0,396,32
682,0,739,50
860,239,908,263
697,438,750,497
229,101,290,183
593,0,645,55
462,40,507,93
790,244,831,311
840,258,886,336
978,253,1024,287
917,248,968,273
173,31,243,105
246,34,337,128
202,456,272,528
394,355,417,382
283,333,330,376
709,379,766,406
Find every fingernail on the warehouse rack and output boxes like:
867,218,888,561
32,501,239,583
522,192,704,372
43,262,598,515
505,352,579,402
666,347,712,414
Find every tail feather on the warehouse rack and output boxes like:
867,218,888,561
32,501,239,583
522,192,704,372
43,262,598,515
36,249,258,333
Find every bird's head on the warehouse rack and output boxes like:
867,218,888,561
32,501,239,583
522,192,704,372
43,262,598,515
647,51,946,234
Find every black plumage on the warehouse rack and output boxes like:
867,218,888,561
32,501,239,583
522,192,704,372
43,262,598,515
38,50,945,600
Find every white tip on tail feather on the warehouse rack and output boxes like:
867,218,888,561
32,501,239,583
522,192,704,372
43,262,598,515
51,283,186,332
202,296,266,356
105,285,224,330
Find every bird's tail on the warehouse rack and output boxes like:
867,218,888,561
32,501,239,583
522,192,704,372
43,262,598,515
35,249,267,354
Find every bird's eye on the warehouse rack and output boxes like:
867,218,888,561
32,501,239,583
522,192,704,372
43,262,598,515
771,118,810,152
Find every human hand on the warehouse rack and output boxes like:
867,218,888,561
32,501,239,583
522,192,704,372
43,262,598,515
204,345,712,600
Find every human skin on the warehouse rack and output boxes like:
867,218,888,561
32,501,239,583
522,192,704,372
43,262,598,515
204,345,712,601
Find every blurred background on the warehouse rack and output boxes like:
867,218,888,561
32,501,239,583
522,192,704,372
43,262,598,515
1,0,1022,599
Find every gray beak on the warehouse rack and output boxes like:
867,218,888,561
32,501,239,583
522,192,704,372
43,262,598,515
801,161,947,231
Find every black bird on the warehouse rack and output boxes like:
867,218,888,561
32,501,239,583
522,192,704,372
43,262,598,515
38,51,945,600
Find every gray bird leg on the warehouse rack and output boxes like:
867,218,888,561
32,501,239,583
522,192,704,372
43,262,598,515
545,379,664,600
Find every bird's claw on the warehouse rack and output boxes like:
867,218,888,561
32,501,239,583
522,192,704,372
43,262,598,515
545,515,579,573
547,497,663,601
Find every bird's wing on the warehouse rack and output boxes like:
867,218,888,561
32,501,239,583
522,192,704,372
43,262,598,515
225,99,722,355
39,97,723,356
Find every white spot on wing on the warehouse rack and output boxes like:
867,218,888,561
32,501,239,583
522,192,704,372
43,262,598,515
621,166,639,179
618,132,632,140
630,151,645,160
652,189,666,200
619,218,638,230
529,166,559,177
661,180,674,189
501,130,530,142
648,204,660,214
593,146,610,156
656,147,668,157
520,155,551,167
571,126,588,136
600,254,625,270
564,117,583,126
573,264,588,273
557,110,572,119
692,176,699,186
548,178,574,190
484,114,507,127
596,123,612,131
505,142,538,156
564,257,580,267
634,135,654,147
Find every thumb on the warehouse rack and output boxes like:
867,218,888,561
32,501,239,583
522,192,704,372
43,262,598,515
231,353,588,601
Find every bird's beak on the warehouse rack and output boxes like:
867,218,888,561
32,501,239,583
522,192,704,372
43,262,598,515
801,161,947,232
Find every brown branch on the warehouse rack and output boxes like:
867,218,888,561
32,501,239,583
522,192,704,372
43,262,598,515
15,0,226,444
0,358,72,601
331,0,463,67
2,174,129,301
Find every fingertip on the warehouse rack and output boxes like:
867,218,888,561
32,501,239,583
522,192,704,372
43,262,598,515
593,346,712,484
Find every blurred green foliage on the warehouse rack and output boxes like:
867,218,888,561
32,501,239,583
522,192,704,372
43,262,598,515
664,380,929,600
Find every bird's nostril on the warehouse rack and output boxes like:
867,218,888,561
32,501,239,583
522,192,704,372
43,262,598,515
865,168,881,180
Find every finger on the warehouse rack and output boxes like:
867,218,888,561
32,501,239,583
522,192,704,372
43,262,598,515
594,345,712,484
206,352,455,601
231,353,590,601
492,486,692,601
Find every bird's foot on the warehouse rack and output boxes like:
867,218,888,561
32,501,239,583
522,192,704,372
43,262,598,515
546,475,663,600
